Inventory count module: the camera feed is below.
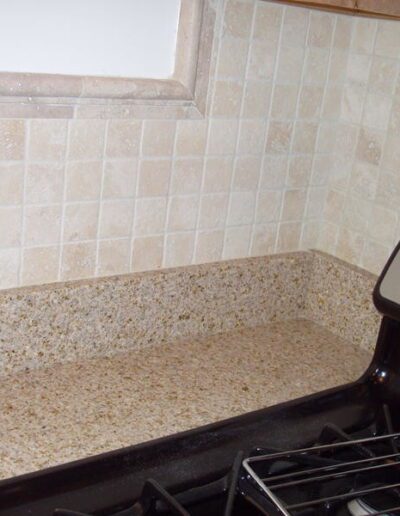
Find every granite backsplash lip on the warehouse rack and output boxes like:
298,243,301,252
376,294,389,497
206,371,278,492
306,250,380,353
0,249,380,375
0,251,312,375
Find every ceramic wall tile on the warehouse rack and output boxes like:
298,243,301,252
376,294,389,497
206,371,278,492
0,0,398,289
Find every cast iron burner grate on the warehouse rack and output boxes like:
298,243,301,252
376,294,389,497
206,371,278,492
54,452,244,516
54,405,400,516
243,405,400,515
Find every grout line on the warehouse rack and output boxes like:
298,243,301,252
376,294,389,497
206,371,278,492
190,0,223,266
57,119,72,282
198,0,227,262
245,1,265,258
128,122,144,272
192,120,210,265
160,122,179,268
94,120,109,276
362,22,400,266
273,6,311,254
0,221,282,253
222,0,264,260
300,13,338,252
265,8,290,254
319,30,354,254
339,20,378,266
18,119,30,286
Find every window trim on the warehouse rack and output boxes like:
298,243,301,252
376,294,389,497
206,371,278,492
0,0,216,119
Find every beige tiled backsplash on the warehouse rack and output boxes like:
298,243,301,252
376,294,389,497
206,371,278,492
0,0,399,289
320,15,400,273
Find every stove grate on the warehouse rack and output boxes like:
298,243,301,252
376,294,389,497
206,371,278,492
243,430,400,515
54,452,243,516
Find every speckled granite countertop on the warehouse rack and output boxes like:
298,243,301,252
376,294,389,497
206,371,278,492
0,319,372,481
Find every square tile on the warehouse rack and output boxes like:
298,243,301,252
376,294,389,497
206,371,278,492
142,120,176,157
233,156,261,191
292,122,318,154
307,11,334,48
134,198,167,236
97,239,130,276
248,40,277,80
271,84,299,119
238,119,266,154
362,94,392,131
260,156,287,189
137,159,171,197
203,157,233,193
276,46,304,84
194,230,224,264
64,203,99,242
170,159,203,195
22,246,60,286
198,194,229,230
167,196,199,231
277,222,301,252
25,163,64,204
0,120,25,160
164,233,195,268
375,20,400,59
24,205,61,246
351,18,377,54
223,226,251,259
106,120,141,158
131,235,163,272
251,223,277,256
242,80,271,118
0,248,20,289
208,119,238,155
29,120,68,161
287,156,313,188
103,160,137,199
0,206,22,248
282,189,307,221
61,242,96,281
265,121,293,154
0,163,23,205
217,36,249,78
227,191,255,225
253,2,283,43
175,120,208,156
66,161,102,202
99,199,134,239
356,127,383,166
224,0,254,39
281,6,309,47
68,120,106,160
256,190,282,223
212,80,243,117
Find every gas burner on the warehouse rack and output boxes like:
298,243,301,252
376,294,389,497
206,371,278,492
242,405,400,515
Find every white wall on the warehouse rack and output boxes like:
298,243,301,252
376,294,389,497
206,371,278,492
0,0,181,78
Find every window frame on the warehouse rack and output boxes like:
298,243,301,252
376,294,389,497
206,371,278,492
0,0,215,119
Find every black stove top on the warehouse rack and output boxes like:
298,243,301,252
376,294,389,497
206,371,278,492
2,242,400,516
50,405,400,516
